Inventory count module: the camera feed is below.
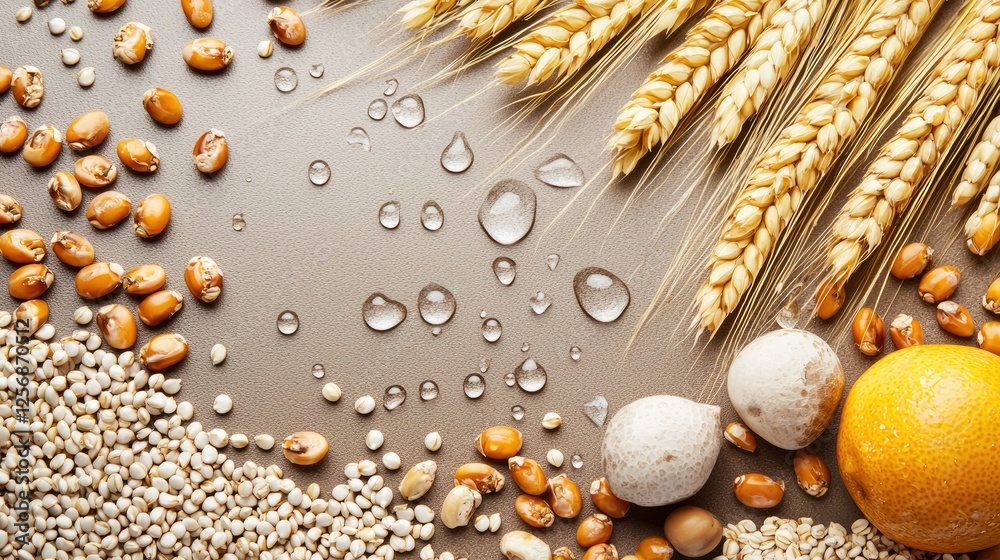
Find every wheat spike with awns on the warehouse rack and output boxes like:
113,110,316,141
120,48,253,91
953,114,1000,206
692,0,942,333
825,0,1000,286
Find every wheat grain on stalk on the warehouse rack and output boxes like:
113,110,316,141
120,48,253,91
711,0,828,148
608,0,780,178
691,0,942,333
459,0,555,41
953,114,1000,206
965,170,1000,253
826,0,1000,284
398,0,473,29
495,0,709,86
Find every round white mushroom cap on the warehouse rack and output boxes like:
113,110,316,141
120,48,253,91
727,329,844,450
600,395,722,507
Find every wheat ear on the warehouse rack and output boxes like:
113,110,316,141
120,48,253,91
692,0,941,333
495,0,708,86
827,0,1000,279
953,114,1000,206
459,0,554,41
965,170,1000,253
608,0,779,178
398,0,473,29
711,0,828,148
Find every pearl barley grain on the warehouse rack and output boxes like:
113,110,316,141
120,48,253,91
257,40,273,58
547,449,564,468
382,452,401,470
77,67,95,87
367,430,385,450
254,434,275,450
210,343,226,365
61,48,81,66
424,432,442,452
49,17,66,34
355,395,376,415
16,7,32,22
322,382,342,402
73,306,93,324
542,412,562,430
213,393,233,414
69,26,83,40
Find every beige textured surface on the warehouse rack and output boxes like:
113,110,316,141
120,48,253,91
0,0,992,557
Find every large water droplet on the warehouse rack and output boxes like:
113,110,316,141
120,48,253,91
383,385,406,410
274,67,298,92
534,154,585,187
310,63,325,78
362,292,407,331
583,396,608,426
277,311,299,335
232,213,245,232
420,201,444,231
529,292,551,315
511,405,525,421
368,99,388,121
417,283,456,326
384,78,399,96
570,345,581,361
440,132,473,173
346,127,371,151
492,257,516,286
379,201,400,230
463,374,485,399
513,358,546,393
308,160,331,186
481,318,501,343
419,380,439,401
312,363,326,379
546,254,560,271
478,180,536,246
571,453,583,469
391,94,425,128
573,267,630,323
479,357,490,373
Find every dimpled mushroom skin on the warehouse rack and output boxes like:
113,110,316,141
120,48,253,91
727,329,844,451
600,395,721,507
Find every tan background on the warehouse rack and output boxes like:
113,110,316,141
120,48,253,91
1,0,991,557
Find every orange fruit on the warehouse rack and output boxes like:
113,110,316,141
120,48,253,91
837,345,1000,552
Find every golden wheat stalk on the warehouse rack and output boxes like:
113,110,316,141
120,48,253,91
965,171,1000,253
692,0,942,333
711,0,828,148
495,0,708,86
608,0,780,177
953,114,1000,206
459,0,553,40
827,0,1000,279
398,0,474,29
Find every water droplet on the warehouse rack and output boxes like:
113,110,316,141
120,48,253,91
362,292,407,331
431,326,442,336
419,380,439,401
546,254,560,271
583,396,608,426
463,374,485,399
491,257,517,287
481,318,502,343
511,405,525,421
308,160,331,186
479,357,490,373
440,131,473,173
368,99,388,120
775,299,801,329
478,180,537,246
417,283,456,325
232,213,245,231
383,385,406,410
503,372,516,387
246,177,253,183
379,201,400,229
274,67,298,92
513,358,546,393
384,78,399,96
346,127,371,151
391,94,425,128
520,341,530,352
529,292,551,315
534,154,585,187
311,363,325,379
420,201,444,231
570,345,581,361
277,310,299,335
571,453,583,469
309,63,325,78
479,309,487,319
573,267,631,323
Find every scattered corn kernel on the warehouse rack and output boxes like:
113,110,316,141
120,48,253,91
254,434,276,450
139,332,188,370
793,449,831,498
733,473,784,509
576,515,614,548
514,494,554,528
185,256,223,302
133,193,171,238
454,462,506,494
936,300,975,337
142,88,183,125
355,395,376,414
76,261,124,299
87,191,131,229
852,308,885,356
96,303,137,350
66,111,109,150
192,129,228,173
181,0,213,28
475,426,522,460
48,171,82,211
918,265,961,303
138,289,184,326
75,155,118,187
0,67,9,94
723,422,757,452
0,229,45,263
889,313,923,349
588,477,630,518
581,544,617,560
113,22,153,65
89,0,127,13
0,117,28,153
51,231,95,267
69,25,83,41
814,279,845,319
22,125,62,167
12,66,43,108
0,194,21,224
547,474,583,518
122,264,166,295
9,263,54,299
117,138,159,172
73,306,93,325
267,6,306,46
183,38,234,72
15,6,32,22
